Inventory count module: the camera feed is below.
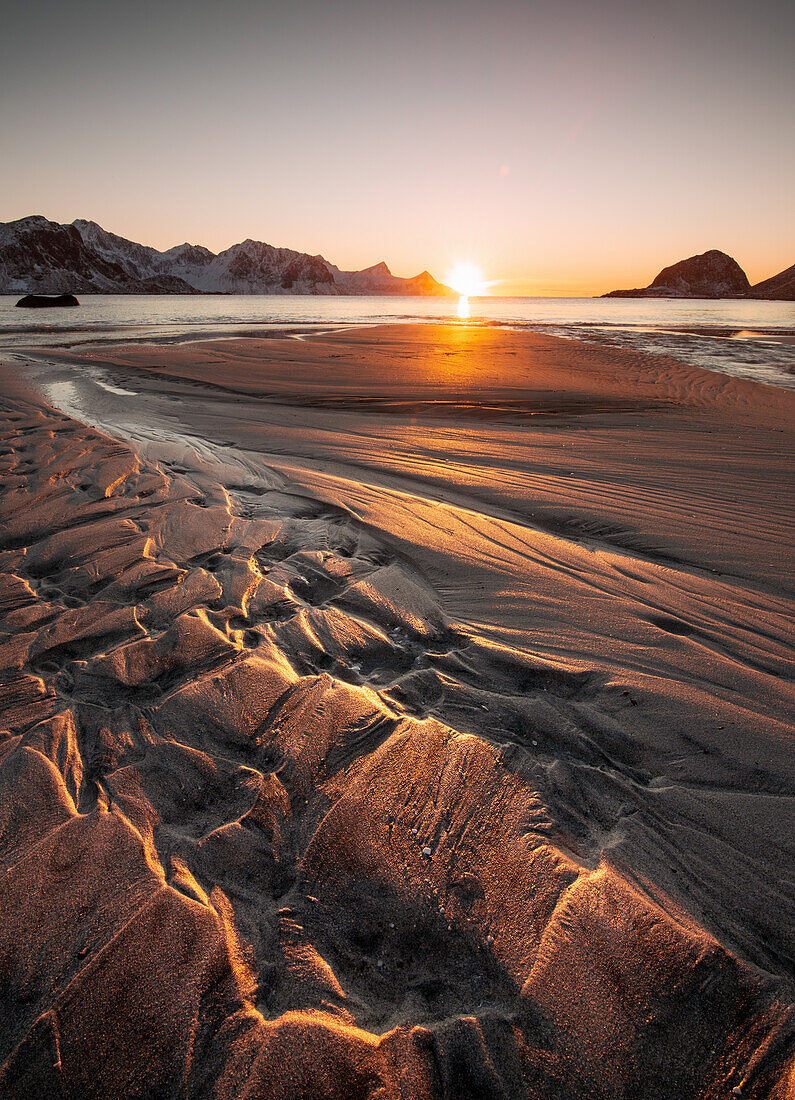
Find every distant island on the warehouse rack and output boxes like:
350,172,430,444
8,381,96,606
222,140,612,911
603,249,794,300
0,216,455,297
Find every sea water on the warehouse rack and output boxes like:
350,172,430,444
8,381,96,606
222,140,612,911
1,294,793,390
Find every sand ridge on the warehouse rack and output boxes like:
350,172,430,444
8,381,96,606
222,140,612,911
0,329,793,1097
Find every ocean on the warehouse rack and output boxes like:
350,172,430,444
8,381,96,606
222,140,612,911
1,293,793,390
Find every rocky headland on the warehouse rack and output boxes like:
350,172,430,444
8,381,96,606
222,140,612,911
604,249,794,300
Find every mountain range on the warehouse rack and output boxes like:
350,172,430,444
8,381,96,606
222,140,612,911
604,249,794,300
0,216,454,296
3,220,792,301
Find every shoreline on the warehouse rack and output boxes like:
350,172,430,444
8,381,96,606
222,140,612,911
1,326,793,1095
27,320,795,413
7,305,795,396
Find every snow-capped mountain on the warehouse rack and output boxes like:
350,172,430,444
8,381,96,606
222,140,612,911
0,216,198,295
0,216,454,296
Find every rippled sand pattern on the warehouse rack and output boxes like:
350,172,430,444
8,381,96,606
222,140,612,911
0,327,793,1098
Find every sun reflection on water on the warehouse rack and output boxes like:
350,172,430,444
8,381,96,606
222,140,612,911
457,295,470,319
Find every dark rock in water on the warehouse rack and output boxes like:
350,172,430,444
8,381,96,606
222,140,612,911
604,250,751,298
16,293,80,308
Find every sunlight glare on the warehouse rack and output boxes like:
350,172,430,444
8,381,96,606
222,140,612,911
446,262,484,297
457,295,471,319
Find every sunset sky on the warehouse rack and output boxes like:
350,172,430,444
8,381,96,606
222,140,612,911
2,0,793,295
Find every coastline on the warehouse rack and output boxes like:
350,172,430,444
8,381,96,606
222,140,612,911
2,292,794,394
1,324,793,1096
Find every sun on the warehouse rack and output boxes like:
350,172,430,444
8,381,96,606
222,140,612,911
445,262,484,297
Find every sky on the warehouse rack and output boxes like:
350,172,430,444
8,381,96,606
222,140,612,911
1,0,793,295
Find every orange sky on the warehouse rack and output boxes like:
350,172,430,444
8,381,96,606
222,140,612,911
2,1,793,295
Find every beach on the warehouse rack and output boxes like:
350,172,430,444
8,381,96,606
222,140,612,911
1,324,793,1097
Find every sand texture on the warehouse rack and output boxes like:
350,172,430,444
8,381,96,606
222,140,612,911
1,326,793,1098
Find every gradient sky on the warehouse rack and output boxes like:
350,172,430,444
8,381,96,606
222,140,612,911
1,0,793,294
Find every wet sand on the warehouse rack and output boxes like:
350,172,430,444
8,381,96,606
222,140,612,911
1,325,793,1097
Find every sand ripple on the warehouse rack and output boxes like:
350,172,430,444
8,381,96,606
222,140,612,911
1,330,793,1097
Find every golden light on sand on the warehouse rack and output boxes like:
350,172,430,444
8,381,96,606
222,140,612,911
2,322,794,1096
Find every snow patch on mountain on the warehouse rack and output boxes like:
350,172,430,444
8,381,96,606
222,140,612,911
0,216,454,296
